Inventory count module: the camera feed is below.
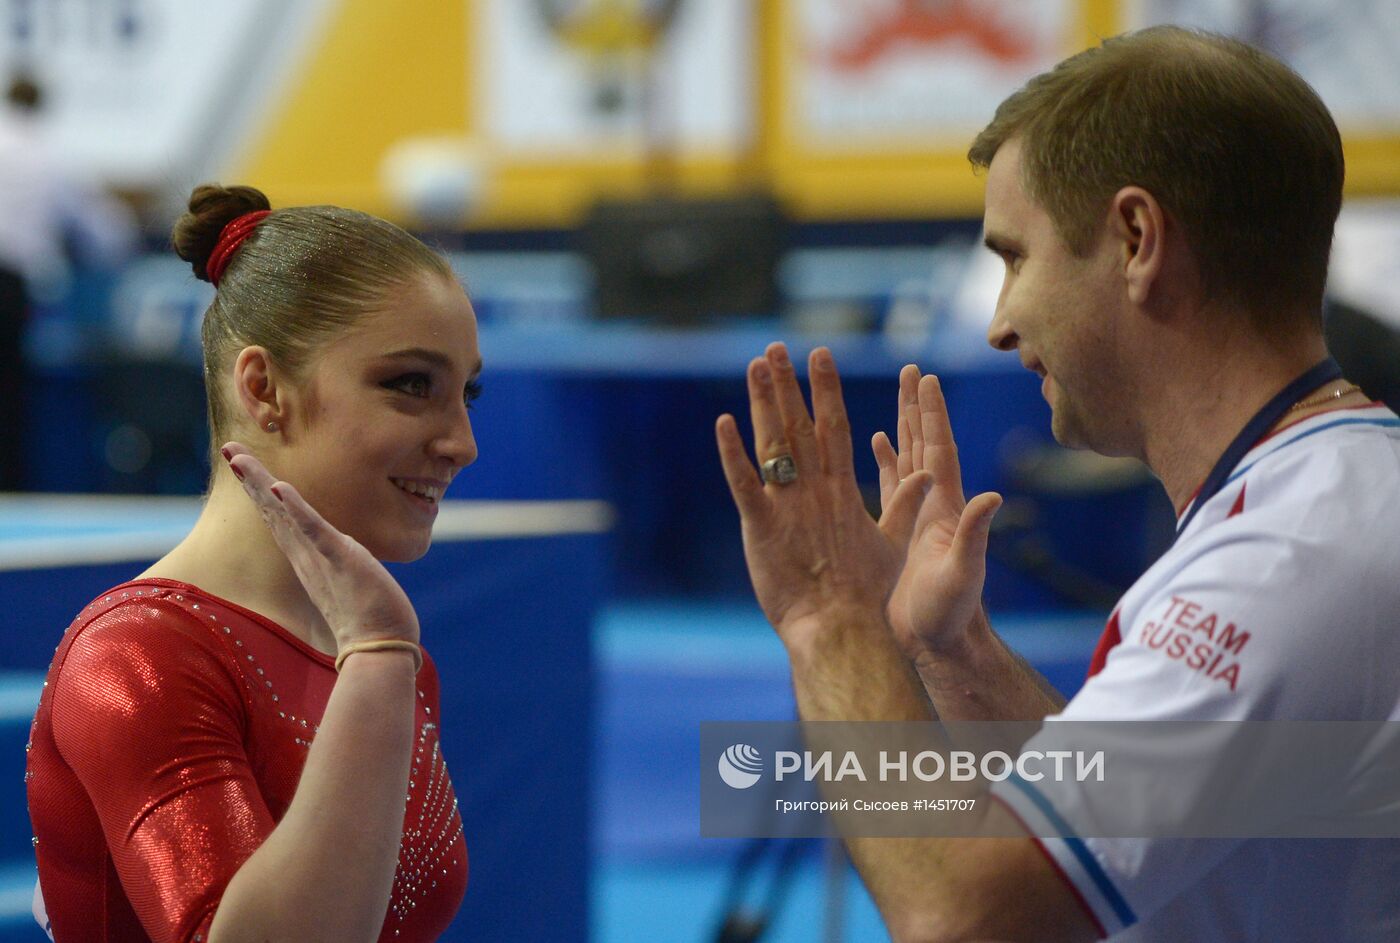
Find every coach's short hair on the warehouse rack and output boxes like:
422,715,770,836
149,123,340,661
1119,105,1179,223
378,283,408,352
969,26,1344,327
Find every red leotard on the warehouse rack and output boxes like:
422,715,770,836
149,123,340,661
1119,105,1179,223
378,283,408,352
25,578,468,942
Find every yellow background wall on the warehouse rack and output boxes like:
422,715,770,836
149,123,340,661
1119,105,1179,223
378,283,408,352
236,0,473,217
235,0,1400,229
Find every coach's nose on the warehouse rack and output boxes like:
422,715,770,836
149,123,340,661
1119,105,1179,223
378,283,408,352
987,307,1018,352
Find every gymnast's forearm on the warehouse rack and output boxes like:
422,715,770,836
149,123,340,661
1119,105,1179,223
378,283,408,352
207,649,417,943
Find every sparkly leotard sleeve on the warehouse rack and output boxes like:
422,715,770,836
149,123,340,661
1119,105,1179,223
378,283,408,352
25,578,468,943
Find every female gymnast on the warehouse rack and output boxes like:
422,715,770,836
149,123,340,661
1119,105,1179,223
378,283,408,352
26,183,479,941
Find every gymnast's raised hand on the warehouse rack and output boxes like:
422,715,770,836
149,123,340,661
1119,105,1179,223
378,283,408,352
221,441,420,663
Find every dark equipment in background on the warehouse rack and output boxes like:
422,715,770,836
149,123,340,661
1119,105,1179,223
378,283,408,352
986,446,1175,612
712,837,808,943
1324,298,1400,414
580,194,786,324
0,267,25,490
92,358,209,494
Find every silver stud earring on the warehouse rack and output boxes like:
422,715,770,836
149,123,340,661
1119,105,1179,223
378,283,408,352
266,421,279,432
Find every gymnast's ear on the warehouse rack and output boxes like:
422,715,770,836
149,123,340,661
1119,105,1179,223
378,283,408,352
231,346,287,433
1110,186,1167,307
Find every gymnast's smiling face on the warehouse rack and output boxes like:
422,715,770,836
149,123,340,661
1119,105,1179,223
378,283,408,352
259,272,482,562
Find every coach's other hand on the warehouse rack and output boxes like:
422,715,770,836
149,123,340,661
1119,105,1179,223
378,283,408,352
873,366,1002,661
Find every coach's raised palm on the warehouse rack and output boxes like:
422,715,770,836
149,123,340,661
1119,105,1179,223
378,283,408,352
715,344,934,646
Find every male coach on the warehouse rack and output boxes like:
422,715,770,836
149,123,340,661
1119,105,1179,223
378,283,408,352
715,26,1400,942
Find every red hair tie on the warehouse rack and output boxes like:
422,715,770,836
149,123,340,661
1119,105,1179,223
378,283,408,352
206,209,270,286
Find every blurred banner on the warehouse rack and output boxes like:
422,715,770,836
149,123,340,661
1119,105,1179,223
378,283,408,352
1129,0,1400,130
0,0,335,203
480,0,750,156
791,0,1073,147
3,0,1398,226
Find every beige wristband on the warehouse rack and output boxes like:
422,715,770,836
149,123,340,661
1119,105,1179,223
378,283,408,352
334,639,423,674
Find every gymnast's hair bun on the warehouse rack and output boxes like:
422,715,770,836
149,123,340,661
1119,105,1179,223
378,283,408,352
172,184,273,283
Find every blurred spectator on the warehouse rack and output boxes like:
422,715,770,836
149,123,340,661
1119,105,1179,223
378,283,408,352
0,72,136,490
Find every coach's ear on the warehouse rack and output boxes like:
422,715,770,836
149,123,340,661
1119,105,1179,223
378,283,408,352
1110,186,1167,307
